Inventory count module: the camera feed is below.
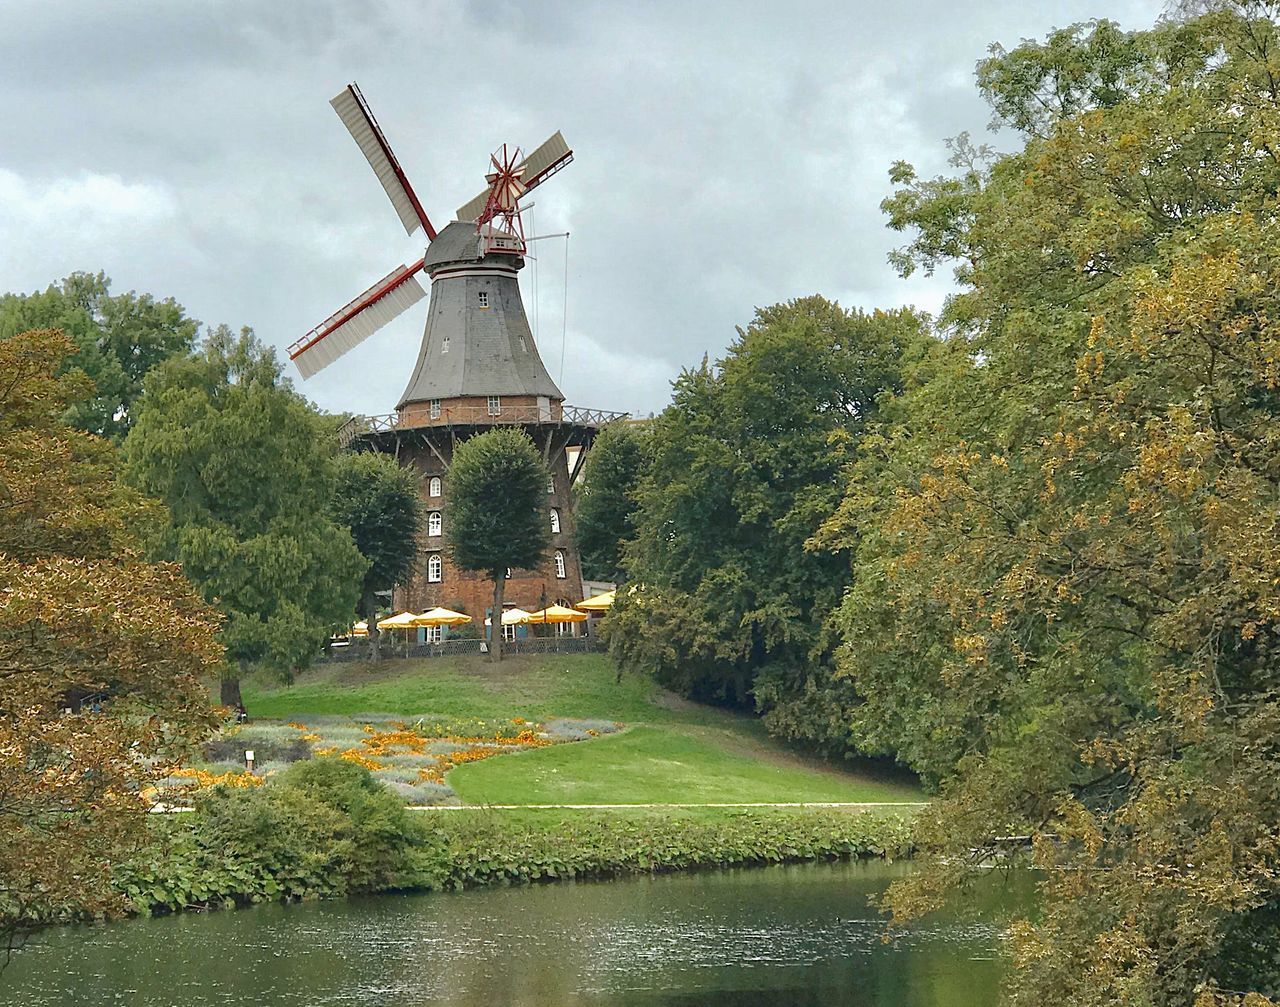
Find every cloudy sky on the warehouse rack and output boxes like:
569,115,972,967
1,0,1164,418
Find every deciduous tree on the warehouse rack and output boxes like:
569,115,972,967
0,272,198,440
444,429,550,662
0,328,221,956
835,6,1280,1003
604,297,925,749
331,451,423,661
124,326,365,705
574,421,648,583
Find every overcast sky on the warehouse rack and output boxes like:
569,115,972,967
1,0,1165,418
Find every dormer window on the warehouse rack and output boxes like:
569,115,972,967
478,291,489,308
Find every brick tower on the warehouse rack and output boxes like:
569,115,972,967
290,83,624,625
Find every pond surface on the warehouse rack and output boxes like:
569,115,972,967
4,860,1006,1006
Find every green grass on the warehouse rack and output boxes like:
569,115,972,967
448,724,919,805
242,654,923,806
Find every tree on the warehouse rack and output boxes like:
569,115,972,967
0,328,221,955
834,7,1280,1004
124,326,366,706
331,451,423,661
444,428,550,662
574,422,649,583
0,272,198,440
604,297,926,750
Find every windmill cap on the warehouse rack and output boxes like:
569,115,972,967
423,221,523,274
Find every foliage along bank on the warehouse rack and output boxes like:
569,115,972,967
114,759,911,918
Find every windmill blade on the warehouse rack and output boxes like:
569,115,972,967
331,83,436,239
288,261,427,379
456,131,573,222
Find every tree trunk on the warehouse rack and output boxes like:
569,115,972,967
365,590,381,663
220,675,242,708
490,572,506,663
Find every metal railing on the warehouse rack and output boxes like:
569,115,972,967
318,635,599,663
338,404,629,447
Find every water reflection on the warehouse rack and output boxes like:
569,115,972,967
4,860,1004,1006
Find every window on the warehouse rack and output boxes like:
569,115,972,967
441,337,450,354
487,395,501,416
424,625,442,643
555,550,566,579
428,511,442,536
547,474,555,495
505,567,512,579
518,335,527,352
503,623,518,641
429,399,441,419
550,508,561,534
427,554,442,583
428,476,441,498
478,290,489,308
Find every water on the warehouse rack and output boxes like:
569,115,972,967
2,860,1005,1006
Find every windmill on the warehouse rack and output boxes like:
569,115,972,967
291,82,625,626
287,82,573,381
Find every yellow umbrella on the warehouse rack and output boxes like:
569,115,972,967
377,611,424,630
523,604,589,624
575,590,616,612
417,607,472,626
350,621,369,637
485,607,532,626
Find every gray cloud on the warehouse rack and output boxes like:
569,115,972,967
0,0,1164,417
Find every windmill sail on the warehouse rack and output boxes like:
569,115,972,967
456,131,572,222
289,261,427,379
331,84,435,239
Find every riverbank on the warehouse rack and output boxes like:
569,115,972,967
115,764,915,920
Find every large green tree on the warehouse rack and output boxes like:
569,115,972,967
0,328,221,955
574,422,649,583
124,326,366,706
604,296,926,750
331,451,423,661
444,428,550,662
0,272,198,440
834,7,1280,1004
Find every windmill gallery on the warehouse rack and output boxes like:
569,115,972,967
288,83,626,629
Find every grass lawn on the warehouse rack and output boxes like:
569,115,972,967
241,654,922,806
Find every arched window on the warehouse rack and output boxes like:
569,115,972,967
428,512,442,537
429,476,441,497
427,554,442,583
550,508,560,534
555,550,566,579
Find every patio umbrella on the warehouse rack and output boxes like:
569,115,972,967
377,611,424,630
484,608,533,626
523,604,589,624
350,621,369,637
575,590,615,612
417,607,472,626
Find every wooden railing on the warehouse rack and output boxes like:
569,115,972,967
338,403,629,447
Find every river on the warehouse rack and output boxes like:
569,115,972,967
3,860,1006,1006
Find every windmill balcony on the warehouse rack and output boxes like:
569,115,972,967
338,400,628,448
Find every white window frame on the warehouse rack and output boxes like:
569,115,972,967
429,399,441,419
428,511,442,537
427,554,442,583
428,476,441,498
547,474,555,495
555,550,566,579
478,290,489,308
441,337,450,354
518,335,527,352
487,395,501,416
424,625,442,643
502,623,518,641
549,508,560,534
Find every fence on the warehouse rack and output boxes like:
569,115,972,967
318,635,600,663
337,404,629,447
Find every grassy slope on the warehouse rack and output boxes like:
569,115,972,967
243,654,922,805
